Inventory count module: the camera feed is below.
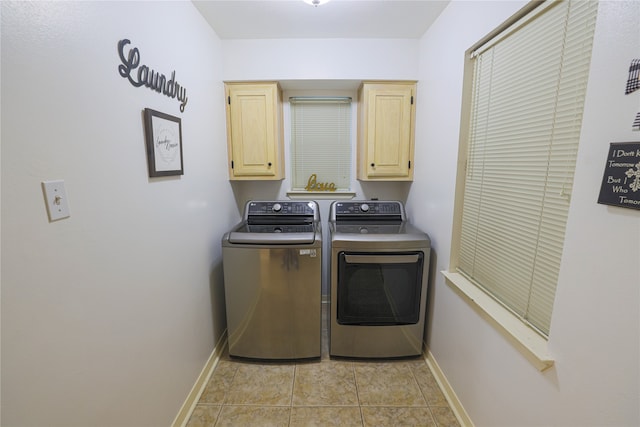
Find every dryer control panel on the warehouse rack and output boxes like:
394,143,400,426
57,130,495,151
332,201,404,220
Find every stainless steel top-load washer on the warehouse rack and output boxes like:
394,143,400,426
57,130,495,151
222,200,322,360
329,200,430,358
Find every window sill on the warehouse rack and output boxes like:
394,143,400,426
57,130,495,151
286,191,356,200
441,271,554,372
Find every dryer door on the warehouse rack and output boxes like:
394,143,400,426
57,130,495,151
336,251,424,326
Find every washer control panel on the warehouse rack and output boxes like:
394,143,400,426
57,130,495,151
246,201,318,217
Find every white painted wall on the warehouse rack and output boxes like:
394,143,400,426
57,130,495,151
408,1,640,425
222,38,420,82
1,2,235,426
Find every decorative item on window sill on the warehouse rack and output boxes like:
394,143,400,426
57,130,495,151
305,174,337,192
304,0,330,6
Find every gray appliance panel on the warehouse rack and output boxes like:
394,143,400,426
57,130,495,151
329,246,430,358
331,201,405,220
223,245,322,359
243,200,320,221
227,231,316,245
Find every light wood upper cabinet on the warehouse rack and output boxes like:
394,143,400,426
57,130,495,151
224,82,284,180
357,81,416,181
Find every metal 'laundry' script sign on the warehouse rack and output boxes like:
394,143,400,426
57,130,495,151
117,39,188,112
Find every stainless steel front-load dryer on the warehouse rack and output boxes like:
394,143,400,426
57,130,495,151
329,200,430,358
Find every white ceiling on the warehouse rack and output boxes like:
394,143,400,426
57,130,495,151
192,0,450,39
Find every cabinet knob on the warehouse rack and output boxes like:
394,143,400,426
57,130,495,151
268,162,272,167
370,163,375,167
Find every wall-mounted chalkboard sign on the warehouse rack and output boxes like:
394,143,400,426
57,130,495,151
598,142,640,210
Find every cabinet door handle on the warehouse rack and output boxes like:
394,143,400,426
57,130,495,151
370,163,375,167
268,162,272,167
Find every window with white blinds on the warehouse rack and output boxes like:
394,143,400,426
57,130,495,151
456,0,598,336
290,97,352,191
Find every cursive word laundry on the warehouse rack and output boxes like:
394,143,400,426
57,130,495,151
117,39,188,112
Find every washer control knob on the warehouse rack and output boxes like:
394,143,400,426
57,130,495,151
360,203,370,212
272,203,282,212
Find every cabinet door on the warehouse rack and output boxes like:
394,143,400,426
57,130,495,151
359,82,415,180
225,83,283,179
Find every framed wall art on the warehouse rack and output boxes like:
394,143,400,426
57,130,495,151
143,108,184,177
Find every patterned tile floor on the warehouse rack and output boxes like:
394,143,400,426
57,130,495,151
186,305,460,427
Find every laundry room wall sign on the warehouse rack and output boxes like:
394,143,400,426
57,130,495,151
598,142,640,210
117,39,188,112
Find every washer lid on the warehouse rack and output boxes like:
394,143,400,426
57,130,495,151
228,230,316,245
227,222,317,244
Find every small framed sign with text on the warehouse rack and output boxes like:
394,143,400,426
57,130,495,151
143,108,183,177
597,142,640,210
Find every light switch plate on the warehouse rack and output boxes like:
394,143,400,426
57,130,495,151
42,180,70,221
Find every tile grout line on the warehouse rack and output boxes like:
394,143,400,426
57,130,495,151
409,362,440,426
352,362,366,426
408,363,428,407
288,363,297,426
216,360,238,424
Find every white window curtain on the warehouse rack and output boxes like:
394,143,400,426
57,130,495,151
290,97,352,191
457,0,598,336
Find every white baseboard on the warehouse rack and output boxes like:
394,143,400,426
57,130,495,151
423,349,474,427
171,331,228,427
